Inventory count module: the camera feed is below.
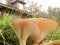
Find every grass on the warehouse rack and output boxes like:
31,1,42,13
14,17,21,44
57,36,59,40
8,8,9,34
43,28,60,41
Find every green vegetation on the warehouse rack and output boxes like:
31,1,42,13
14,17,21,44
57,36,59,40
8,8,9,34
0,16,19,45
44,29,60,41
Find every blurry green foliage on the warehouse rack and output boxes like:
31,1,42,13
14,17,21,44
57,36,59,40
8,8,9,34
0,16,19,45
